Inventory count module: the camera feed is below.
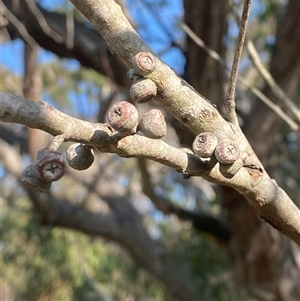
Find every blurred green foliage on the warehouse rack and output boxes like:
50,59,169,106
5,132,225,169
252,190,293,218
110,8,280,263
1,192,173,301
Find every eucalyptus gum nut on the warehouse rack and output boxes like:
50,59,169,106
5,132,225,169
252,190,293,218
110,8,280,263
66,143,94,170
130,78,157,103
132,52,156,76
215,139,240,164
192,132,218,158
36,149,66,182
21,165,52,192
139,109,167,139
107,101,139,133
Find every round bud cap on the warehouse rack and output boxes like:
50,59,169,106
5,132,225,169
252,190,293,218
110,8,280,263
66,143,94,170
132,52,156,76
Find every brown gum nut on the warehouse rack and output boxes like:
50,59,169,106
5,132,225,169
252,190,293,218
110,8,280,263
36,149,66,182
192,132,218,158
130,78,157,103
139,109,167,139
107,101,139,133
215,139,240,164
132,52,156,76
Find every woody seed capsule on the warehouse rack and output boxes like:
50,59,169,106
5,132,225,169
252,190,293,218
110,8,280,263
215,139,240,164
35,149,66,182
130,78,157,103
107,101,139,133
139,109,166,139
66,143,94,170
21,164,52,192
192,132,218,158
132,52,156,76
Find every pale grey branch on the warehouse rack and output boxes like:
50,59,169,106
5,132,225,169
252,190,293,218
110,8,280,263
1,90,300,244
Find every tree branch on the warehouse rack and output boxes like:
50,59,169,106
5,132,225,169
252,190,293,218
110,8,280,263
24,0,65,44
225,0,252,125
1,91,299,244
0,138,196,301
2,0,129,87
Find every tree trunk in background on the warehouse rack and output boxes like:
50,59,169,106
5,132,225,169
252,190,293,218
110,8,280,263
174,0,227,146
183,0,300,300
23,43,47,162
183,0,227,106
245,0,300,158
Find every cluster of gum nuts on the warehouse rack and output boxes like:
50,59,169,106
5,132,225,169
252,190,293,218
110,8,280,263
21,52,242,191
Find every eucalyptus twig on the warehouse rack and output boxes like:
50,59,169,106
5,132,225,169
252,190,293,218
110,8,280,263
48,134,65,151
225,0,252,125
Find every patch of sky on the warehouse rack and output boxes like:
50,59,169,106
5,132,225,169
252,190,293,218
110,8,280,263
39,0,65,11
68,89,99,119
252,0,266,17
0,164,6,179
1,40,24,75
225,0,266,48
60,58,81,71
119,176,129,187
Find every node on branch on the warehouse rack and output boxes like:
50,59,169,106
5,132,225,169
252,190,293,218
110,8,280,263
219,158,243,178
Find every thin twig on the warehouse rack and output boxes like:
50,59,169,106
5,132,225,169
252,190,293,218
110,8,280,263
240,79,299,131
247,40,300,122
181,22,224,64
25,0,65,44
180,22,299,131
65,0,75,49
1,1,38,49
225,0,252,125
